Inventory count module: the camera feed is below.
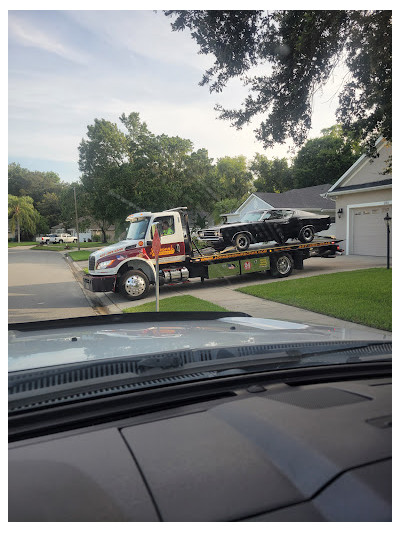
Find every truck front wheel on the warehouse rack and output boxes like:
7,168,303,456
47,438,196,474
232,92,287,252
271,253,294,277
119,269,149,300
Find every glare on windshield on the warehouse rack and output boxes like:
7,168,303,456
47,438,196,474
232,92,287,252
126,218,150,240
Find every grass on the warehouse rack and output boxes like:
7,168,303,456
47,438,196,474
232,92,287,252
8,241,37,247
30,244,67,251
122,295,229,313
67,250,93,261
237,268,392,331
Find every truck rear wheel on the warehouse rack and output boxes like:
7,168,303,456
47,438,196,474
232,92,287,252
234,233,251,251
271,252,294,277
119,269,149,300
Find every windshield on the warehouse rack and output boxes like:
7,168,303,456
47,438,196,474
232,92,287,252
8,11,392,381
241,212,265,222
126,218,150,240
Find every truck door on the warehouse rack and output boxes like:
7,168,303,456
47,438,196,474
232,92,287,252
150,213,186,264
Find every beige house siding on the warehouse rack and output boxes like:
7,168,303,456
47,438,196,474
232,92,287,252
339,142,391,188
327,138,392,257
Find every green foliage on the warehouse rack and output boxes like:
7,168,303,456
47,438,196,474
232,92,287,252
291,125,363,188
250,155,293,192
8,163,64,204
8,195,40,243
212,197,241,224
165,10,392,154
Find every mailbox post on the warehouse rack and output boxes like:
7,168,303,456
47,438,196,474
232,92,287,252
152,224,161,311
384,213,391,269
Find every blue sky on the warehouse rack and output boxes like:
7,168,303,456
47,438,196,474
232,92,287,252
8,5,351,183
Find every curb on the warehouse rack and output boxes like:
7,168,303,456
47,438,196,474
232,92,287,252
62,254,122,315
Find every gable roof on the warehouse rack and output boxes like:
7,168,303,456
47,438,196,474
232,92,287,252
253,183,335,210
327,137,392,195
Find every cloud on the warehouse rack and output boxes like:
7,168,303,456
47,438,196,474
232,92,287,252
9,12,90,65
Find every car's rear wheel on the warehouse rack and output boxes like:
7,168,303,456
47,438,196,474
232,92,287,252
73,239,77,243
298,226,314,243
234,233,251,251
119,269,150,300
59,239,63,244
271,252,294,277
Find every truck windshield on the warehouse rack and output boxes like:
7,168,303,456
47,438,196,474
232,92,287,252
126,218,150,240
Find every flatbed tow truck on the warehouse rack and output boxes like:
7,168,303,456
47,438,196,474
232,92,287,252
83,207,342,301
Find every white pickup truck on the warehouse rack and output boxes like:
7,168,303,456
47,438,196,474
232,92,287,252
48,233,77,244
36,234,56,244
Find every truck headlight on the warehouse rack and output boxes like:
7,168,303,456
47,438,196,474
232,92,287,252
96,259,115,270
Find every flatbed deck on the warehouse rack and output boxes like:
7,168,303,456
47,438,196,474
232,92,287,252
192,238,340,263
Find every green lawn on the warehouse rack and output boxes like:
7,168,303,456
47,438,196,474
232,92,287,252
237,268,391,331
30,244,67,251
67,250,93,261
8,241,37,247
123,295,229,313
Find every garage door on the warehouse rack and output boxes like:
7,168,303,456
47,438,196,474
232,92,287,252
351,205,392,256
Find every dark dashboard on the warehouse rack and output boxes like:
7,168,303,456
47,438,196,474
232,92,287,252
9,374,391,521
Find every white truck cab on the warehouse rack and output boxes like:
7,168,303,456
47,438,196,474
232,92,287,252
85,208,192,300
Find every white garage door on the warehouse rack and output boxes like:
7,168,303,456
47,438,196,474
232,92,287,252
351,205,392,256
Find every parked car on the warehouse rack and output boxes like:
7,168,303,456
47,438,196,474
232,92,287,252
198,209,331,251
35,234,56,244
48,233,77,244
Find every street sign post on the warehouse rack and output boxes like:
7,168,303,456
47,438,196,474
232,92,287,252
152,225,161,311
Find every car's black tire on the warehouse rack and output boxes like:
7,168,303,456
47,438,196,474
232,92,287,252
234,233,251,251
212,243,226,252
270,252,294,277
119,269,150,300
73,239,77,243
59,239,63,244
298,226,315,243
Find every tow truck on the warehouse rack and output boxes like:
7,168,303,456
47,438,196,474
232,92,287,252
83,207,342,301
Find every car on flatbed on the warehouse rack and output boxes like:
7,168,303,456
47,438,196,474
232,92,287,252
198,209,331,251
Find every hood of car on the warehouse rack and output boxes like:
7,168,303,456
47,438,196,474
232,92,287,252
8,315,391,372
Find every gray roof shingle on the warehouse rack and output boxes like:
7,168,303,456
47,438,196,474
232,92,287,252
254,184,335,209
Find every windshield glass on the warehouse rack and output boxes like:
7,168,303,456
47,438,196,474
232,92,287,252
8,11,392,381
241,212,264,222
126,218,150,240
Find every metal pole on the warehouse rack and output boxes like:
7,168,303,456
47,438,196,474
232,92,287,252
73,187,80,251
387,220,390,270
155,256,160,312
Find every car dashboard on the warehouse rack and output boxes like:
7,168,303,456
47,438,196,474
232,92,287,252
9,374,392,521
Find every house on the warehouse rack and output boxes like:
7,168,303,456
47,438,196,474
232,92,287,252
326,137,392,256
50,220,116,242
223,184,336,236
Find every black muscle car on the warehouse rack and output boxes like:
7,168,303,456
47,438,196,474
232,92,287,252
197,209,331,251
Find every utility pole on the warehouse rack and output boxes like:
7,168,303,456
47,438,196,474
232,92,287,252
384,213,391,269
73,187,80,251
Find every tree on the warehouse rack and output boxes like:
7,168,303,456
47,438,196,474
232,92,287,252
36,192,62,229
214,156,254,200
291,125,363,188
165,10,392,154
8,195,40,242
8,163,64,205
250,155,293,193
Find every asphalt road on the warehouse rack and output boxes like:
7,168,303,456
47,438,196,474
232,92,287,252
8,248,96,323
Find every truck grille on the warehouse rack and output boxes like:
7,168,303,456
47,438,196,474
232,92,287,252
88,255,95,271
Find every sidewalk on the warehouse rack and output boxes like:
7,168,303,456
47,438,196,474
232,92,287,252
70,253,391,337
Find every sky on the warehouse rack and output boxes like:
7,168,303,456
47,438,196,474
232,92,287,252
8,3,368,183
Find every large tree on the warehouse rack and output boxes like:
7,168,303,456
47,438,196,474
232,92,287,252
8,163,64,205
165,10,392,154
291,125,363,188
250,155,293,193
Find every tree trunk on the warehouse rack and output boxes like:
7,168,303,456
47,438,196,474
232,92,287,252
101,227,107,243
17,216,20,243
